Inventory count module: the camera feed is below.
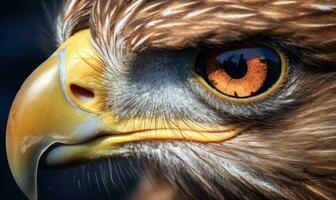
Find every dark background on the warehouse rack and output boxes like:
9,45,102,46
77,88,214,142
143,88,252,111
0,0,139,199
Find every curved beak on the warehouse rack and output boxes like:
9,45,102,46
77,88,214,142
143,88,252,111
6,30,113,199
6,30,248,200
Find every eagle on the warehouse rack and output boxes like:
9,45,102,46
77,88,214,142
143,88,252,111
5,0,336,199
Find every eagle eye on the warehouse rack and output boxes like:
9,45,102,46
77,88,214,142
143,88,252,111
195,45,287,102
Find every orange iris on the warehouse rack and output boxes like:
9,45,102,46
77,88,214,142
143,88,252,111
206,55,267,97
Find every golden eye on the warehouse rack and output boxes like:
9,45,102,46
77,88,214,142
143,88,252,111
195,45,286,102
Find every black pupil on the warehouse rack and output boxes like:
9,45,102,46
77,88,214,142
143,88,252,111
220,54,248,79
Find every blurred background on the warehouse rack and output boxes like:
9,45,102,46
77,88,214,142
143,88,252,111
0,0,139,199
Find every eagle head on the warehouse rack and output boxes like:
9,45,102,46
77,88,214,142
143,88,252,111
6,0,336,199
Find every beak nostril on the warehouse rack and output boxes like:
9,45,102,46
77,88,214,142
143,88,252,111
70,84,94,104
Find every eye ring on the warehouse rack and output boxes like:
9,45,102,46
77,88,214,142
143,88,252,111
193,45,287,104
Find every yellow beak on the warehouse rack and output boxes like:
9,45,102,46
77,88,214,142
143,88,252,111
6,30,108,199
6,30,247,200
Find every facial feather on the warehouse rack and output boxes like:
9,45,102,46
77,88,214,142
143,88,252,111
130,74,336,199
